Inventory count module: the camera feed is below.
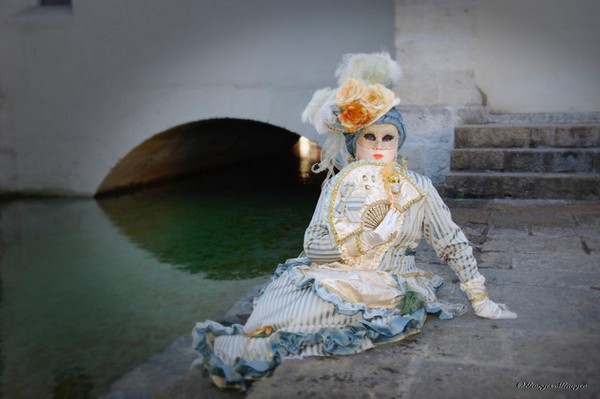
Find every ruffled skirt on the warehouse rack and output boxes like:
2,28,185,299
192,257,465,390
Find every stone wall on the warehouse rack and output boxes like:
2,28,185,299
394,0,482,183
395,0,481,108
394,0,600,184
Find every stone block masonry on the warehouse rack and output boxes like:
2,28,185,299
445,125,600,200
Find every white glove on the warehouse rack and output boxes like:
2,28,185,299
471,298,517,319
360,208,399,250
460,276,517,320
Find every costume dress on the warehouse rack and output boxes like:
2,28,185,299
192,161,482,390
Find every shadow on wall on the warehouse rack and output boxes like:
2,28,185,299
95,118,302,196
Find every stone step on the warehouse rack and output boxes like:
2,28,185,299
455,124,600,148
445,172,600,200
451,148,600,173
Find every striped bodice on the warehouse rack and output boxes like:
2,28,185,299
303,167,481,284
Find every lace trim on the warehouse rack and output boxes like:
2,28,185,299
468,294,489,304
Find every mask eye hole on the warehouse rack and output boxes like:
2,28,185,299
382,135,395,142
363,133,376,141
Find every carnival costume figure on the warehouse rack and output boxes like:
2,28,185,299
192,52,517,390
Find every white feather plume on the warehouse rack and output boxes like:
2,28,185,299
301,87,336,134
334,52,402,88
302,88,350,182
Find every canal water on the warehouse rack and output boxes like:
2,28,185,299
0,140,323,398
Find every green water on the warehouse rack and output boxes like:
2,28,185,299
0,155,323,398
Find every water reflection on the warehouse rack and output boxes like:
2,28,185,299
0,146,324,398
0,199,269,398
293,136,322,184
99,151,323,280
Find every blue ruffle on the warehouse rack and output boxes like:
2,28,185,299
192,308,424,390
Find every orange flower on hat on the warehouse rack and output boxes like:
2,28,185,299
335,79,367,106
338,102,371,131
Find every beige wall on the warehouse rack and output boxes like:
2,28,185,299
476,0,600,113
395,0,481,107
395,0,600,113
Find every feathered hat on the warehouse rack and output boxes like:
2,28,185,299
302,52,403,178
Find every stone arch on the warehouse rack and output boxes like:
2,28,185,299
95,118,317,196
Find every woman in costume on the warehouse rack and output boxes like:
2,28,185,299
192,52,516,390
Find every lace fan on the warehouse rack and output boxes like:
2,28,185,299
363,202,391,229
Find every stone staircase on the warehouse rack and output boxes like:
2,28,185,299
445,124,600,200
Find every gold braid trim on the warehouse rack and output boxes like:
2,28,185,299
327,162,371,244
245,325,274,338
373,327,422,346
399,272,432,278
325,124,351,133
459,276,488,303
327,161,425,244
355,234,367,255
393,166,426,213
468,294,489,304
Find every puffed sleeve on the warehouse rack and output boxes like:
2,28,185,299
421,178,482,283
303,181,343,263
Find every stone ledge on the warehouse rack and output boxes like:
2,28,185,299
455,125,600,148
451,148,600,173
446,172,600,200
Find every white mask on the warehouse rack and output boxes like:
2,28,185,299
355,124,399,163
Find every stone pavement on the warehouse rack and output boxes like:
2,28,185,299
105,200,600,399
